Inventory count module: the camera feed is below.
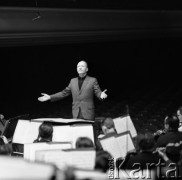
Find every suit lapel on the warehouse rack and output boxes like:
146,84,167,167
75,78,80,93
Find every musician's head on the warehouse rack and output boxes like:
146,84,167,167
77,60,88,77
177,106,182,123
38,122,53,141
164,115,179,131
101,117,116,135
95,150,112,172
75,137,94,148
0,144,12,155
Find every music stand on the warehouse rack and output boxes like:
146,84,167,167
1,114,30,156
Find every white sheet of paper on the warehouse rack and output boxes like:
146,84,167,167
0,156,56,180
24,142,72,161
99,131,135,159
36,149,96,170
71,124,94,148
113,115,137,137
53,124,94,148
53,126,71,142
99,136,121,159
13,120,94,146
36,150,71,169
116,133,135,158
74,169,108,180
70,150,96,170
32,118,94,124
12,120,41,144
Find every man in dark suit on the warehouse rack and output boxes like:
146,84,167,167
38,60,108,120
156,116,182,148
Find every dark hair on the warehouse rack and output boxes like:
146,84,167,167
177,148,182,166
39,122,53,140
101,117,114,129
75,137,94,148
136,132,155,151
95,150,112,172
0,138,5,145
165,116,179,130
0,144,12,155
166,144,181,163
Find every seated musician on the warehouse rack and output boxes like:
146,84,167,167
33,122,53,143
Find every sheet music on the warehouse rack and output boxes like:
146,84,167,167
99,132,135,159
53,126,71,142
32,118,94,124
53,124,94,148
71,124,94,148
36,150,71,169
113,115,137,137
13,120,94,146
70,150,96,169
35,149,96,170
24,142,72,161
12,120,41,144
99,136,121,159
116,132,135,158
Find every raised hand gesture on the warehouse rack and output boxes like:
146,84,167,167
38,93,51,102
100,89,108,100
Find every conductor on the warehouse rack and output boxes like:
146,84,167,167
38,60,108,121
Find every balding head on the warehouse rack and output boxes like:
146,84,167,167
77,60,88,76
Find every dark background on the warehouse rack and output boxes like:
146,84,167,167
1,0,182,10
0,37,181,119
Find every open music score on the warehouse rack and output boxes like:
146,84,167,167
35,148,96,170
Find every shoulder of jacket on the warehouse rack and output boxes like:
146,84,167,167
87,76,96,80
71,77,78,81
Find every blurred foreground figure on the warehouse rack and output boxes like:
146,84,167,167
95,150,112,173
124,132,160,170
0,144,12,155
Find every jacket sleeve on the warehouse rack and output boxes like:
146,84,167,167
50,81,71,102
93,78,102,100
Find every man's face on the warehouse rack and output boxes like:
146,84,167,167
164,117,169,130
101,125,108,135
77,61,88,75
177,110,182,122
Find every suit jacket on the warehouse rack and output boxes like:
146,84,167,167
50,76,102,120
156,130,182,148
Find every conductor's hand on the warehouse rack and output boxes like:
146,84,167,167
38,93,51,102
100,89,108,100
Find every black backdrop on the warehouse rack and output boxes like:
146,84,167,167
0,37,181,118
